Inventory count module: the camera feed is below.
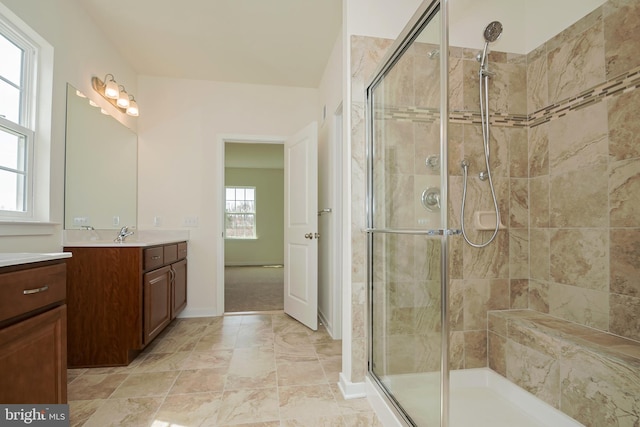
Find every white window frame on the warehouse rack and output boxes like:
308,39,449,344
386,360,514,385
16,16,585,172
0,3,54,234
0,14,36,220
225,186,257,239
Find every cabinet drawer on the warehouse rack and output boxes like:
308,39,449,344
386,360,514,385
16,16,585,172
177,242,187,260
164,244,178,264
144,247,164,270
0,263,66,323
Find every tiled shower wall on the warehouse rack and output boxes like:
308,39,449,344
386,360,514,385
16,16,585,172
350,0,640,382
525,0,640,342
447,45,527,369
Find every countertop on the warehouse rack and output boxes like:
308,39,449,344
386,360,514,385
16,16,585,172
62,229,190,248
0,252,72,268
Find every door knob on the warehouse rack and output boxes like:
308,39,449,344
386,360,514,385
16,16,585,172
305,233,313,239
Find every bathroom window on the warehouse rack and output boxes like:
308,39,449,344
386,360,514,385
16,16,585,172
0,13,37,219
225,186,257,239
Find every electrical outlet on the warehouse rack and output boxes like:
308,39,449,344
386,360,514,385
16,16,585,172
153,216,162,227
113,216,120,226
73,216,89,225
182,216,199,227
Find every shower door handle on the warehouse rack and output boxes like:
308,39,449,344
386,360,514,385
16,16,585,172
363,228,462,236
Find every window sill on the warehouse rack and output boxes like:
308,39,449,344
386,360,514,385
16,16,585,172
0,221,60,236
225,237,258,241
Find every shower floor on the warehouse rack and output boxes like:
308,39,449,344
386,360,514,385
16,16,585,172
370,368,584,427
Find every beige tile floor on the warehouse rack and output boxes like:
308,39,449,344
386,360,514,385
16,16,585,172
67,312,382,426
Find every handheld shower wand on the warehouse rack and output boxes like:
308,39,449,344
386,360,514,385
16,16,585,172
461,21,503,248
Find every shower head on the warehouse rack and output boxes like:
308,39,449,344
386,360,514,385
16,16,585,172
478,21,504,70
483,21,503,43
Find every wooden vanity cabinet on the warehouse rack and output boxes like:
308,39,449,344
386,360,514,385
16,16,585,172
143,242,188,345
0,261,68,404
172,256,187,317
143,265,171,345
65,242,187,367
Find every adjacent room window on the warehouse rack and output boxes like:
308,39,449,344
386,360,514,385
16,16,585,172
0,18,36,218
225,186,256,239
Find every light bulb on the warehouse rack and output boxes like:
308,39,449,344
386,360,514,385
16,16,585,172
104,76,119,99
117,89,130,108
126,98,139,117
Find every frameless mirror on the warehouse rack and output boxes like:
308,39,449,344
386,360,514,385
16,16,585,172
64,83,137,229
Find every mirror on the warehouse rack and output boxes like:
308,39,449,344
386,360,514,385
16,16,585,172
64,83,137,229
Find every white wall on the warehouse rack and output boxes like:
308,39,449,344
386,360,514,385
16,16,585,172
137,76,318,317
0,0,137,251
450,0,606,53
346,0,425,40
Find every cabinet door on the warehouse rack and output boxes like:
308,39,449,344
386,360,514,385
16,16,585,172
0,305,67,403
171,259,187,318
143,266,171,345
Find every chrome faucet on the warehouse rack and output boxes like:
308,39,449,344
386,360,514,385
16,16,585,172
114,226,134,242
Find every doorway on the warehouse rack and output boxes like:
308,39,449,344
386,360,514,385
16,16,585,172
216,124,320,330
223,141,285,313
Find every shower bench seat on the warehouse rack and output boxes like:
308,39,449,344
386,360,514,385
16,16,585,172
487,309,640,427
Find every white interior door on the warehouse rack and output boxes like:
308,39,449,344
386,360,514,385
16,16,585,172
284,121,318,330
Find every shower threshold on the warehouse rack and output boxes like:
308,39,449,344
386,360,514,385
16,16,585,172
367,368,584,427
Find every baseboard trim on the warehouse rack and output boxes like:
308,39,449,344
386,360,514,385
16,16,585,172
177,308,220,318
338,373,366,399
318,310,335,338
224,263,284,267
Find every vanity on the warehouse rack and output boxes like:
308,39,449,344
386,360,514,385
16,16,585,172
63,84,190,367
0,253,71,403
64,233,188,367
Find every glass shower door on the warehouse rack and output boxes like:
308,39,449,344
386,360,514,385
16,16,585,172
366,2,451,426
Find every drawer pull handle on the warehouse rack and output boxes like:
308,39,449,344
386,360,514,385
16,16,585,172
23,285,49,295
152,256,161,260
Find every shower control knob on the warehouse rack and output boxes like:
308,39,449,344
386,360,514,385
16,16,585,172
421,188,441,212
425,155,440,171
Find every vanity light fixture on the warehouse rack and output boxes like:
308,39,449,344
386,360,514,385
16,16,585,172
91,74,140,117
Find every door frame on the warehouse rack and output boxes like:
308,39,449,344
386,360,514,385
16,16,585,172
322,103,343,339
216,134,286,315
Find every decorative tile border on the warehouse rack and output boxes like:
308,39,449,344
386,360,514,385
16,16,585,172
528,65,640,128
374,64,640,128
